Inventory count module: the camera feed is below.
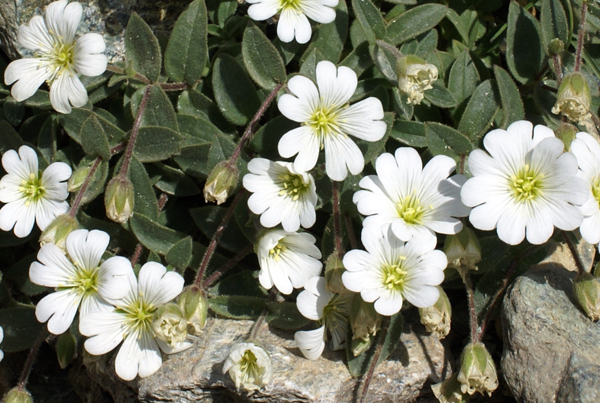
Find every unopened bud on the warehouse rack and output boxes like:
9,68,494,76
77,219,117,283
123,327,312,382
68,164,91,193
204,161,239,205
445,227,481,278
39,214,79,250
457,342,499,397
548,38,565,56
556,123,578,151
349,296,381,356
396,55,438,105
178,285,208,335
431,374,468,403
2,387,33,403
104,176,135,223
419,286,452,339
552,72,591,124
573,272,600,321
152,303,188,347
324,253,348,294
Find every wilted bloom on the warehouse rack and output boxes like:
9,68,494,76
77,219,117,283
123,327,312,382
255,229,322,295
461,121,587,245
342,225,447,316
573,272,600,321
247,0,338,44
552,72,591,124
354,147,469,244
204,161,239,205
457,342,499,396
152,303,188,347
222,342,272,390
104,176,134,224
419,286,452,339
80,262,191,381
30,229,131,335
4,0,108,113
2,387,33,403
397,55,438,105
431,374,468,403
39,214,79,250
178,286,208,335
278,60,386,181
444,227,481,277
243,158,317,232
0,145,71,238
294,276,351,360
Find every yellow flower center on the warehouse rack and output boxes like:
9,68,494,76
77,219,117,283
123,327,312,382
279,0,302,12
277,173,310,201
592,177,600,208
382,259,408,291
72,265,100,296
509,164,544,202
306,105,342,143
396,194,426,225
122,297,155,334
18,172,46,206
50,42,76,76
269,242,287,262
239,349,264,384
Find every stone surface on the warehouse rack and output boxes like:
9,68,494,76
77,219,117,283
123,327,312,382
501,263,600,403
556,354,600,403
0,0,194,62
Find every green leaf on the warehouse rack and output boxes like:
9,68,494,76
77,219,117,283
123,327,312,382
448,51,480,104
299,47,323,82
392,87,413,120
178,113,223,140
506,1,545,84
212,53,261,126
174,140,213,178
390,120,427,147
493,65,525,128
386,4,447,45
352,0,386,43
370,41,399,83
164,0,208,85
134,126,184,162
540,0,569,53
424,81,457,108
302,0,349,63
208,295,265,319
425,122,473,160
5,253,47,296
140,85,179,130
60,108,125,145
152,163,201,196
0,119,23,153
190,206,250,253
23,90,51,108
250,116,299,161
208,132,237,171
56,330,77,369
80,115,111,159
0,306,45,352
340,42,373,77
128,155,159,220
130,213,186,255
4,97,25,126
211,271,265,297
125,12,162,82
217,0,238,26
242,24,287,90
166,236,194,270
266,302,310,330
458,80,500,141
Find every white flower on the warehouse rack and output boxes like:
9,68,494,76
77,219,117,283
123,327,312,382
278,60,387,181
29,229,131,335
80,262,190,381
256,229,322,295
0,326,3,362
570,131,600,245
0,145,71,238
353,147,469,244
4,0,107,113
397,56,439,105
294,276,350,360
461,121,588,245
222,342,272,390
243,158,317,232
246,0,338,44
342,225,446,316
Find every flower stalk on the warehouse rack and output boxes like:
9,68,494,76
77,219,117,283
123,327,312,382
575,1,588,73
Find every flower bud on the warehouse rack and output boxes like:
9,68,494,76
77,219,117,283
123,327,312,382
349,296,381,356
324,253,348,294
456,342,499,396
104,176,135,223
548,38,565,56
396,55,438,105
152,303,188,347
222,342,272,390
204,161,239,205
39,214,79,250
445,227,481,278
178,285,208,335
2,387,33,403
68,164,91,193
419,286,452,339
552,72,591,124
431,374,468,403
555,122,578,151
573,272,600,321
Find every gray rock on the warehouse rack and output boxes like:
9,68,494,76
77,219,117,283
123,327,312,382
0,0,194,62
501,263,600,403
556,354,600,403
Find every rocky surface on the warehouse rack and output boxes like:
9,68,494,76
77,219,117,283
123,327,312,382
0,0,194,62
501,263,600,403
74,313,452,403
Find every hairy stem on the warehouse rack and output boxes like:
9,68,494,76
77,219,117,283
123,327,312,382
552,54,563,86
575,1,588,72
357,317,390,403
464,272,479,343
478,258,518,339
68,157,101,218
17,328,48,389
332,181,344,255
119,85,151,177
203,244,253,288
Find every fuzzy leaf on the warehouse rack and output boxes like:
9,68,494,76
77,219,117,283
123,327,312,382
506,1,545,84
242,24,287,90
125,13,162,82
386,4,447,45
458,80,500,141
134,126,184,162
493,65,525,128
